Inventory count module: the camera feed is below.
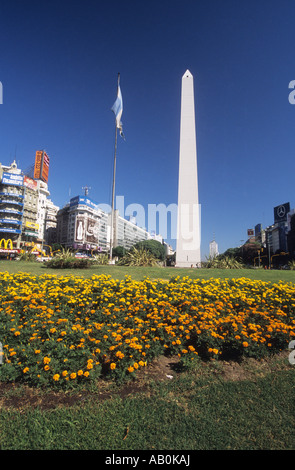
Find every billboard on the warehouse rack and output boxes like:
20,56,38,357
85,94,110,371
85,217,99,244
247,229,254,236
70,196,99,211
75,216,85,242
24,176,38,190
274,202,290,224
74,215,99,244
41,152,50,182
34,151,50,183
34,151,42,179
0,228,21,234
25,221,39,230
1,172,23,187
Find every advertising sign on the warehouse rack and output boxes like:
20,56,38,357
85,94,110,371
247,229,254,236
2,172,24,187
33,151,50,183
75,216,85,242
0,228,21,234
34,151,43,179
24,176,38,190
41,152,50,183
85,217,99,244
0,219,21,225
70,196,99,211
274,203,290,224
74,216,99,244
25,221,39,230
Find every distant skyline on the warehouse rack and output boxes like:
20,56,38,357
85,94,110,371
0,0,295,258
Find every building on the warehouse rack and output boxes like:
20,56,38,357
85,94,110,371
56,196,163,254
56,195,109,252
44,198,59,246
209,239,219,258
0,155,58,255
265,203,291,256
0,160,24,249
176,70,201,267
22,176,39,246
113,210,157,250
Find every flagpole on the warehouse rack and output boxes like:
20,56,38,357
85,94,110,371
110,73,120,261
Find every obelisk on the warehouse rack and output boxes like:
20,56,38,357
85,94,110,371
175,70,201,267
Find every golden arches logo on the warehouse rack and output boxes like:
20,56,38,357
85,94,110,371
0,238,13,249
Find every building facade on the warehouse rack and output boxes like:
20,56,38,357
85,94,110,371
0,161,24,249
56,197,163,254
56,195,109,252
0,158,59,255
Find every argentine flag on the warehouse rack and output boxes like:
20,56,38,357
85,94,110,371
112,85,124,139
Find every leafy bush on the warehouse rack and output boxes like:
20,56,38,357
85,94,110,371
117,247,158,266
206,255,244,269
45,257,91,269
92,253,109,265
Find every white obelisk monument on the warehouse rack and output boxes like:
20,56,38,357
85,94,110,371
176,70,201,267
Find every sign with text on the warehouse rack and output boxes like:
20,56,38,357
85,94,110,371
274,202,290,223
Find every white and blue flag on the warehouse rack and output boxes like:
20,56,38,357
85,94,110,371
111,84,124,139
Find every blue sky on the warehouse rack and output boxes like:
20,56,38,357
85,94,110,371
0,0,294,258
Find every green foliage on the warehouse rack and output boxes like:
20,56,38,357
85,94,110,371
92,253,109,265
205,255,244,269
117,247,158,266
19,251,36,262
133,239,166,261
112,246,126,258
45,258,92,269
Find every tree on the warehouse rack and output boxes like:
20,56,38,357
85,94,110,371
133,239,166,261
112,246,126,258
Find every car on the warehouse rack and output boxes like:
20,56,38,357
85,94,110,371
75,252,88,258
36,256,51,262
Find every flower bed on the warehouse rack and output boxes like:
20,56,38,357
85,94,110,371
0,272,295,388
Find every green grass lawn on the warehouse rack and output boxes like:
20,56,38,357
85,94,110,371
1,353,295,450
1,259,295,282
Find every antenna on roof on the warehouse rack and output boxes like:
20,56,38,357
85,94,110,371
82,185,91,196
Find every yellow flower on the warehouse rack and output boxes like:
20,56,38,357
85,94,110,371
110,362,116,370
70,373,77,379
77,370,84,376
53,374,60,381
23,367,29,373
43,356,51,364
128,366,134,373
242,342,249,348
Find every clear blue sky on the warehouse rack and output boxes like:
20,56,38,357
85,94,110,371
0,0,294,258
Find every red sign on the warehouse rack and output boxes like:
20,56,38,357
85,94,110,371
33,151,50,183
34,151,43,179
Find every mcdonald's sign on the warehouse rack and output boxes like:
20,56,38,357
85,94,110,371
0,238,13,249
